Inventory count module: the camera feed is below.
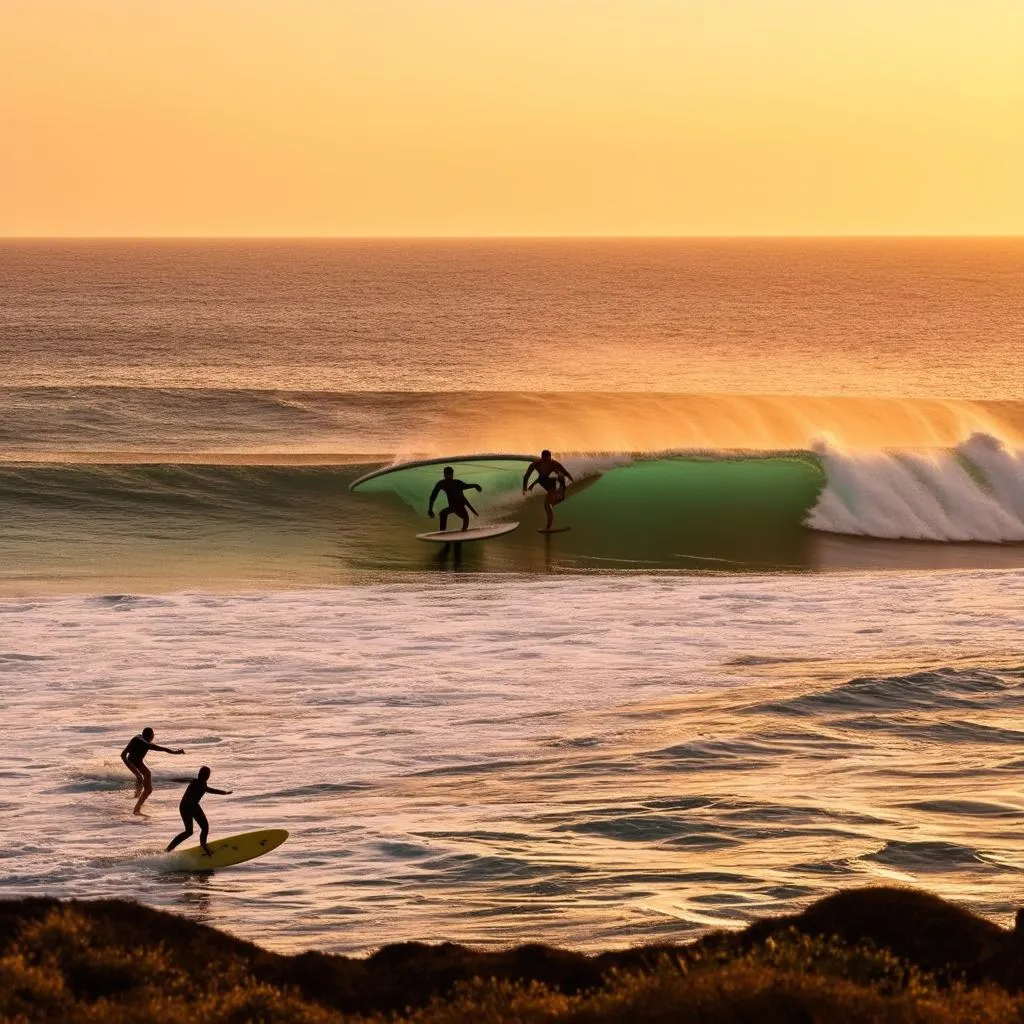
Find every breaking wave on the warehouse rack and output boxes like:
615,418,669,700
808,434,1024,543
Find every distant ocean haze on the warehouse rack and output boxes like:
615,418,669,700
1,238,1021,397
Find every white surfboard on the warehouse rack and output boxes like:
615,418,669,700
416,522,519,543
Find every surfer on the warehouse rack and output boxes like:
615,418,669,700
427,466,482,531
120,727,185,814
165,766,232,856
522,451,574,531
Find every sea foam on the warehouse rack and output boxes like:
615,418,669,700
805,434,1024,542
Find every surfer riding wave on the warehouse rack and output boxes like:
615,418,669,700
165,766,232,856
427,467,483,531
523,451,574,531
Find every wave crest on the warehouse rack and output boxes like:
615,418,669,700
805,434,1024,542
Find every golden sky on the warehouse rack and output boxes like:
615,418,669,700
2,0,1022,236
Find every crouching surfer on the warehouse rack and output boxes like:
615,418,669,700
120,727,185,814
427,466,482,531
165,766,232,856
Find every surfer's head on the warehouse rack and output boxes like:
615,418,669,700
142,727,154,741
443,466,454,479
541,449,551,460
198,766,211,781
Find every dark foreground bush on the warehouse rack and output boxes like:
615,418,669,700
4,887,1024,1022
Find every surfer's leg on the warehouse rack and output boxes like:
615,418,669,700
457,509,469,531
165,808,194,852
439,508,450,531
133,764,153,814
543,493,555,530
126,758,143,785
194,806,211,855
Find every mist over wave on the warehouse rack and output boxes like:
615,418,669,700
2,387,1022,460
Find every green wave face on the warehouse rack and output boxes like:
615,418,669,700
0,454,829,586
551,456,826,568
353,455,827,571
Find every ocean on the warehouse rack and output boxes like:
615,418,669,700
1,238,1023,953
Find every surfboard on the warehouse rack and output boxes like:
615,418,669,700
416,522,519,543
167,828,288,872
350,454,536,492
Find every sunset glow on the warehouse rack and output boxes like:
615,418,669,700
2,0,1023,237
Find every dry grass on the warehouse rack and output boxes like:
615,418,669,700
3,889,1024,1023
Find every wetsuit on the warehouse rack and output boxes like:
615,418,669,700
428,477,481,530
524,460,571,496
168,778,210,851
124,734,152,766
533,471,560,493
429,478,475,513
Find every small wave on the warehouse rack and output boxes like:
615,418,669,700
245,782,372,802
861,840,992,873
897,799,1023,818
555,814,740,849
725,655,826,666
747,668,1014,717
56,770,137,793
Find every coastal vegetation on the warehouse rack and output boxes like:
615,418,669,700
5,887,1024,1022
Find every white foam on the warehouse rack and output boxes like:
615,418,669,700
806,434,1024,542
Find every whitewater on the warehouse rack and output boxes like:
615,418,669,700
3,572,1023,953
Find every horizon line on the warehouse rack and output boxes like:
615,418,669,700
2,233,1023,242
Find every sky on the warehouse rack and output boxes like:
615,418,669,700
1,0,1023,237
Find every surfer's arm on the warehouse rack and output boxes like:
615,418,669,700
553,460,574,482
427,481,442,515
151,743,185,755
120,745,138,770
464,499,479,516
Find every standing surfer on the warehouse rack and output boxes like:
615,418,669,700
427,466,483,531
523,450,574,531
120,727,185,814
165,766,232,856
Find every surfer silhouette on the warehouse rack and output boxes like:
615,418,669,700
427,467,482,531
120,727,185,814
165,766,232,856
523,450,574,531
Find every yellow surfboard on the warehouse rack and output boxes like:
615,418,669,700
168,828,288,871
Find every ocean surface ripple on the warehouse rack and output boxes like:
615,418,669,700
2,572,1023,953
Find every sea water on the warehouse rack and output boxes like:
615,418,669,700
1,239,1023,953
